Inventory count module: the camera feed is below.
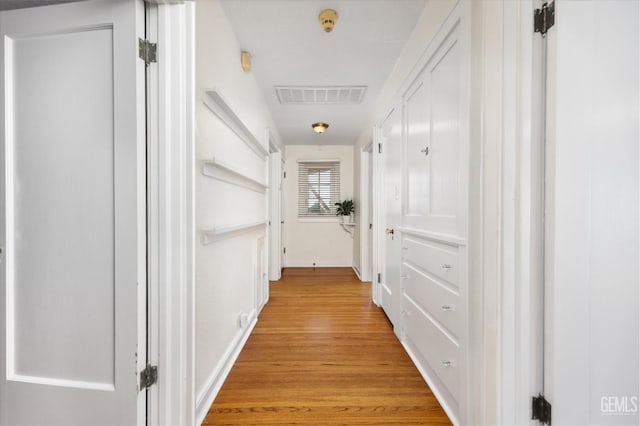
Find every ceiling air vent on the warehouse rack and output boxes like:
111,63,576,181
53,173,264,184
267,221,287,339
275,86,367,105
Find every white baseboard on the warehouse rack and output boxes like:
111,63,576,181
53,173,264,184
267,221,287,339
352,265,361,280
195,310,258,426
402,340,459,426
284,261,352,268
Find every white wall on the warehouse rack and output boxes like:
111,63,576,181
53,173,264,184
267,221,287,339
194,0,282,423
284,145,354,268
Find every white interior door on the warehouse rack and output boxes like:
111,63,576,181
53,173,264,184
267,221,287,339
0,1,147,425
544,1,639,424
281,160,286,269
269,152,282,281
381,108,402,328
367,150,373,281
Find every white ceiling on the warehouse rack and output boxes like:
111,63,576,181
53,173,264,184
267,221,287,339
220,0,427,146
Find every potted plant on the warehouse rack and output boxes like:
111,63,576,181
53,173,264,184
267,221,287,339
334,199,355,224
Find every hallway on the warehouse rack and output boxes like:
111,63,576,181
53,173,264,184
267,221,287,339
203,268,451,425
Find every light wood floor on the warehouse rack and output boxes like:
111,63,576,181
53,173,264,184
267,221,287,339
203,267,452,426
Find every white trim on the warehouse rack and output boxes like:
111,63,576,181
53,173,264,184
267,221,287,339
195,313,258,426
397,226,467,247
371,122,387,306
146,3,195,426
352,265,361,280
7,374,114,392
358,143,373,282
402,341,460,426
268,150,283,281
284,261,353,268
498,0,544,424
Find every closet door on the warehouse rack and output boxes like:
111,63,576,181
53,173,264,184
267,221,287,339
403,23,467,238
0,1,148,425
544,1,639,424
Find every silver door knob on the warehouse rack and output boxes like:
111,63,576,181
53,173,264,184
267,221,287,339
385,228,394,235
442,264,453,270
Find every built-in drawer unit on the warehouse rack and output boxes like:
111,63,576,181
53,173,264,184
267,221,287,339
403,294,460,402
402,262,460,338
402,237,459,288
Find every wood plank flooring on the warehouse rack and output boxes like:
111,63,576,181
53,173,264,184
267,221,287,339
203,267,452,426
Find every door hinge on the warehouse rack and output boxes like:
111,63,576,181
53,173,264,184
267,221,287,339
534,1,555,36
140,364,158,390
138,38,157,66
377,273,381,284
283,247,286,254
378,143,382,154
532,394,552,425
283,171,287,178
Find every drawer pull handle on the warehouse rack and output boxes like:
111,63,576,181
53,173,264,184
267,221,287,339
442,361,454,368
401,274,410,279
441,305,454,311
442,264,453,270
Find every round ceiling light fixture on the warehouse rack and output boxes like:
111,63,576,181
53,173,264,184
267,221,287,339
312,122,329,134
319,9,338,33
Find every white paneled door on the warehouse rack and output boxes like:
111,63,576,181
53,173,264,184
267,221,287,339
544,1,639,424
403,23,464,237
0,1,147,425
381,108,402,328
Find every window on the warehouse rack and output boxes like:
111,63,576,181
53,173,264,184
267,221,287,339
298,161,340,217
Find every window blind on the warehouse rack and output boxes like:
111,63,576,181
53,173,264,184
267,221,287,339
298,161,341,217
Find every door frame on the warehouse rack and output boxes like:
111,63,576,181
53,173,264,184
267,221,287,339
268,138,283,281
358,142,374,283
144,2,195,426
491,0,543,424
370,124,383,306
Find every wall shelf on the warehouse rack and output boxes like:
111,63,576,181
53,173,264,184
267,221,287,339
201,157,268,193
203,89,269,159
200,221,267,245
340,222,356,237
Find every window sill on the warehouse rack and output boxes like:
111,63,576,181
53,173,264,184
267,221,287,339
298,217,340,223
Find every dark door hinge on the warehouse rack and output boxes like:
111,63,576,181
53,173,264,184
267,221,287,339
532,394,552,425
377,273,381,284
138,38,157,66
283,171,287,178
283,247,286,254
140,364,158,390
534,1,555,36
378,143,382,154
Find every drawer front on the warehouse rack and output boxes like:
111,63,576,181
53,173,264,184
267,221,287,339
402,262,460,339
403,237,459,288
403,294,460,402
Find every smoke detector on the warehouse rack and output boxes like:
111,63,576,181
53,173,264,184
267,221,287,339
319,9,338,33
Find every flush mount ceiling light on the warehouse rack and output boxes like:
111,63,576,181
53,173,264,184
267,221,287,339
319,9,338,33
312,122,329,134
